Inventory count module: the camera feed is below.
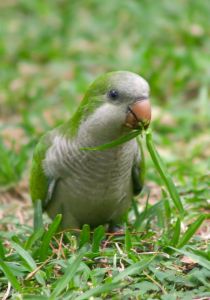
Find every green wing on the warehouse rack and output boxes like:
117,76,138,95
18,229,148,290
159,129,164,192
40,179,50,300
30,132,59,230
30,133,52,205
132,138,145,196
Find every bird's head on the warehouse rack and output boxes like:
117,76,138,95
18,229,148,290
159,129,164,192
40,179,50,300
69,71,151,140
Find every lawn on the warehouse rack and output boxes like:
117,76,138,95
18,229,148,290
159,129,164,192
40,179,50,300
0,1,209,299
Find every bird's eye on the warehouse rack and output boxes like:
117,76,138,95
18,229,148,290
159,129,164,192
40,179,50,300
108,90,119,100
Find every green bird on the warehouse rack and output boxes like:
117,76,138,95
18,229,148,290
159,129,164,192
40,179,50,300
30,71,151,230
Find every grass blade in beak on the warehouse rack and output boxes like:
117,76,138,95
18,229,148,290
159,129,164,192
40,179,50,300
80,129,142,151
146,130,184,215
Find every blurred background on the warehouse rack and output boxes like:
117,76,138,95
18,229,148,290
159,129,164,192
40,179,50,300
0,0,209,222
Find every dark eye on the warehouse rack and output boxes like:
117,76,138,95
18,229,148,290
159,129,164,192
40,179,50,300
108,89,119,100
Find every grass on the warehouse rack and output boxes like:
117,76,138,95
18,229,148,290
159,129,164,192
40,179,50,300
0,0,210,299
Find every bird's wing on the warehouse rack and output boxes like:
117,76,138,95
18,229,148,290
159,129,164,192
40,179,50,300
132,138,145,195
30,133,56,208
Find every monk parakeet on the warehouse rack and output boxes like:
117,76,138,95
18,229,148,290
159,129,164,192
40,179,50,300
30,71,151,230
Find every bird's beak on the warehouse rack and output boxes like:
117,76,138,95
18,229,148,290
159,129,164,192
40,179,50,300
125,99,151,130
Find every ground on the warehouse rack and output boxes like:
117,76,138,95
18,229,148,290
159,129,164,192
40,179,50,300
0,1,209,299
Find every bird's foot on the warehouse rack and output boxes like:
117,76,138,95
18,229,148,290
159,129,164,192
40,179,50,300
108,223,125,235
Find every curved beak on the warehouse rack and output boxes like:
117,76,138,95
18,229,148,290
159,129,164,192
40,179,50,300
125,99,151,129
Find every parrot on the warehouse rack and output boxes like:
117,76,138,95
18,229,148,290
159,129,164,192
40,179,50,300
30,71,151,230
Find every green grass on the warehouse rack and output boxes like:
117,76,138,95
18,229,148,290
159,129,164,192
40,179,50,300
0,0,210,299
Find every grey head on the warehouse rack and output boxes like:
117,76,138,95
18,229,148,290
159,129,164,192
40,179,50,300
72,71,151,140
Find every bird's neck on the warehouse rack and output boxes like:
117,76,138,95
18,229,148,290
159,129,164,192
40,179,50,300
77,120,130,149
75,103,130,147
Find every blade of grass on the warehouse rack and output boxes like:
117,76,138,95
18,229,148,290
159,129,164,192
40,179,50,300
189,247,210,260
24,228,44,250
146,130,184,214
170,247,210,270
81,130,141,151
131,198,141,221
22,296,50,300
170,218,181,247
125,226,132,252
177,214,206,248
162,189,171,225
11,241,45,286
136,136,146,184
113,256,155,283
134,193,159,229
51,249,85,297
79,224,90,248
0,259,21,291
74,283,118,300
92,225,105,253
39,214,62,261
12,235,23,246
75,256,154,300
0,239,5,259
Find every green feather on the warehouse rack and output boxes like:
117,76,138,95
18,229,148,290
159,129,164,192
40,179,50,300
67,72,121,136
30,134,51,204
